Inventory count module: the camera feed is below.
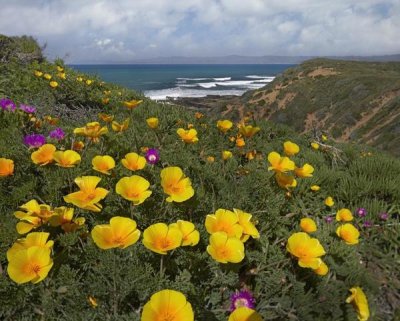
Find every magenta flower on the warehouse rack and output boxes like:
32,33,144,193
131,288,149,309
379,212,389,221
145,148,160,164
0,98,16,112
324,216,334,223
24,134,46,148
363,220,373,228
230,290,255,312
356,208,367,217
49,128,65,140
19,104,36,114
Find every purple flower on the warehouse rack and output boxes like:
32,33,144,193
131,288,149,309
145,148,160,164
19,104,36,114
24,134,46,148
379,212,389,221
324,216,334,223
230,290,255,312
363,220,373,228
0,98,16,112
49,128,65,140
356,208,367,217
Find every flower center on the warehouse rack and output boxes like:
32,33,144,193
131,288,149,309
234,298,250,309
160,312,175,321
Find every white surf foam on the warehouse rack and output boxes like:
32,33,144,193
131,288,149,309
246,75,274,79
213,77,231,81
145,87,246,100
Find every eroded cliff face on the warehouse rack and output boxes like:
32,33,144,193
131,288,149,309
221,58,400,156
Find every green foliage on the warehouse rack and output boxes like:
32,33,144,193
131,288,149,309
0,54,399,321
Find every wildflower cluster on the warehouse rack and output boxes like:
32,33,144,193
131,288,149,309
3,57,398,320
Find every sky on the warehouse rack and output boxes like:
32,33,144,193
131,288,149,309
0,0,399,63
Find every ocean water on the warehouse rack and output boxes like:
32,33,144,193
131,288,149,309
70,64,295,100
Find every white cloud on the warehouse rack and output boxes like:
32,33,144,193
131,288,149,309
0,0,398,62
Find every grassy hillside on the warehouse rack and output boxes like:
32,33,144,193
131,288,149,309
0,35,399,321
221,59,400,157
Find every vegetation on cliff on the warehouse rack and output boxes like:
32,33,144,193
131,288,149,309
0,35,399,321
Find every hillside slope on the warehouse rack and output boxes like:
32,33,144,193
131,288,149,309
1,35,400,321
222,59,400,156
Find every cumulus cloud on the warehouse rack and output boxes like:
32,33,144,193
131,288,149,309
0,0,398,62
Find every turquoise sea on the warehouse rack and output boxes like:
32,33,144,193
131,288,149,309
70,64,295,100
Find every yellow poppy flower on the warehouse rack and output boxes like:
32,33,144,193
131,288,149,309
49,206,85,233
123,99,143,110
177,128,199,144
311,142,319,150
92,155,115,175
217,119,233,133
267,152,295,173
228,307,263,321
101,97,109,104
195,112,204,119
325,196,334,207
311,185,320,191
286,232,326,269
31,144,56,166
283,141,300,156
300,218,317,233
49,81,58,88
63,176,109,212
13,200,51,234
112,118,130,132
294,164,314,178
336,223,360,245
7,232,54,261
207,232,245,263
239,125,260,138
44,115,59,125
160,167,194,203
336,208,354,222
346,287,370,321
205,209,243,238
57,72,66,79
76,77,83,82
313,260,329,276
233,208,259,242
43,73,52,80
206,156,215,163
86,79,92,85
72,141,85,151
115,175,152,205
53,150,81,168
236,136,245,147
146,117,159,129
74,122,108,143
15,216,42,234
91,216,141,250
222,150,233,160
245,150,256,160
142,223,182,255
275,172,297,189
141,289,194,321
169,220,200,246
321,134,328,141
121,152,146,171
0,158,14,176
34,70,43,77
98,113,114,123
56,66,64,72
7,247,53,284
88,296,98,308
